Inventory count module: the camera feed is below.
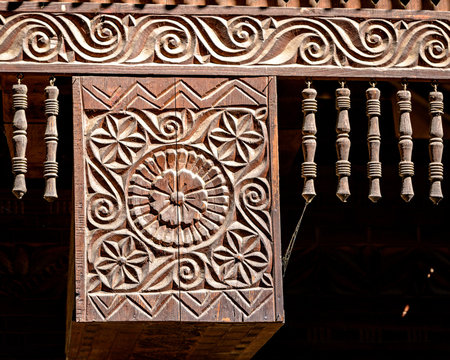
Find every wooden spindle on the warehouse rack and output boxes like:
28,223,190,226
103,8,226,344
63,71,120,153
335,82,351,202
366,83,382,203
11,75,28,199
397,83,414,202
428,84,444,205
43,77,59,202
301,82,317,203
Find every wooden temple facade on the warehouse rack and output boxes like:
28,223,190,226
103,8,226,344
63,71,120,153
0,0,449,359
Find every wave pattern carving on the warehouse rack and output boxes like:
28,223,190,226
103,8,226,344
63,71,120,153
0,13,448,68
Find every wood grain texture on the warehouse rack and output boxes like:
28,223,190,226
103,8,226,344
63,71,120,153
69,75,282,358
0,7,448,78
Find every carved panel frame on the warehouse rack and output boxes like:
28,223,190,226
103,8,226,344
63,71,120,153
73,75,283,323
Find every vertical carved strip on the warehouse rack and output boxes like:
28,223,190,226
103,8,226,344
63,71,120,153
428,84,444,205
397,84,414,202
43,78,59,202
335,83,351,202
366,84,382,203
11,76,28,199
301,82,317,203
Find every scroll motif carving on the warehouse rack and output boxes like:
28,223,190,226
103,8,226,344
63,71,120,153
0,13,448,70
79,77,278,322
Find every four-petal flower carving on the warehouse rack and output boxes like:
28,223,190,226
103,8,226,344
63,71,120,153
95,235,150,290
210,112,263,166
90,113,146,170
213,228,268,288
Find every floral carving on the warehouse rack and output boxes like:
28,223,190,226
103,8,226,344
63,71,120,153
90,113,146,170
128,148,231,249
213,225,269,288
209,112,263,167
93,233,152,290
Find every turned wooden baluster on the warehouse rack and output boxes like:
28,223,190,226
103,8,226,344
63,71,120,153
11,75,28,199
301,81,317,203
366,83,382,203
428,83,444,205
397,82,414,202
43,77,59,202
335,82,351,202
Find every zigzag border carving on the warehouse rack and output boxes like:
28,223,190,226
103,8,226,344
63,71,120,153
0,11,448,77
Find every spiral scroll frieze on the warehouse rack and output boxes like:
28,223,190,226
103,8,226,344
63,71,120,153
0,13,448,69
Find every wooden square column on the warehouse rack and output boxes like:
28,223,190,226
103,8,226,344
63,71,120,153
68,76,283,359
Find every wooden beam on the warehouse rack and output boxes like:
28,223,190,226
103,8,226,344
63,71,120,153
0,4,448,79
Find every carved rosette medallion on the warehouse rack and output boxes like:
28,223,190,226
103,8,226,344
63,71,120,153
127,147,231,250
79,77,281,322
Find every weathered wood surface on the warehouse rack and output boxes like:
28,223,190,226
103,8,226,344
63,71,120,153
0,3,448,78
2,0,449,11
68,75,282,358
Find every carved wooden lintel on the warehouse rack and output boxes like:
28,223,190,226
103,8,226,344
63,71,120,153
0,7,447,78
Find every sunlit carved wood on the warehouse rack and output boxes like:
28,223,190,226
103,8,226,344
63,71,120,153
397,85,414,202
335,84,351,202
366,84,382,203
43,78,59,202
428,85,444,204
301,84,317,203
11,78,28,199
0,9,448,77
69,76,283,358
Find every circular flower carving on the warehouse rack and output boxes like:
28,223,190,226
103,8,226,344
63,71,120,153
92,232,152,291
213,225,269,288
90,113,146,171
209,111,263,167
128,147,231,250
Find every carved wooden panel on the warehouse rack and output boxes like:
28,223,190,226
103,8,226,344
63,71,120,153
72,76,283,325
0,5,448,79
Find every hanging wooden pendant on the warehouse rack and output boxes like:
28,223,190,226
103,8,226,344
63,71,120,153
301,81,317,203
335,82,351,202
11,74,28,199
397,83,414,202
43,77,59,202
428,83,444,205
366,83,382,203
